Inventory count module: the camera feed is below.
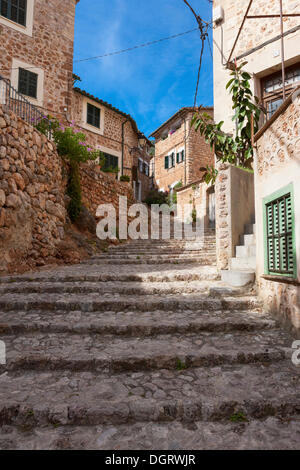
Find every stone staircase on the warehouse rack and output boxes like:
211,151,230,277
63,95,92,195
222,216,256,287
0,231,299,450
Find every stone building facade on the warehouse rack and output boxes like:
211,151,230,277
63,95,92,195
0,0,152,202
0,0,79,118
212,0,300,331
150,107,214,193
70,89,152,200
254,91,300,334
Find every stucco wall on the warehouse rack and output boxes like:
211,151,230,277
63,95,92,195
254,94,300,333
230,166,255,256
213,0,300,132
212,0,300,272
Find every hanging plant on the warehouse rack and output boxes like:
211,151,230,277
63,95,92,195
192,62,263,184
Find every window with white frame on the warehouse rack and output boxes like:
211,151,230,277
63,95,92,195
87,103,100,129
18,67,37,99
176,149,185,163
0,0,27,26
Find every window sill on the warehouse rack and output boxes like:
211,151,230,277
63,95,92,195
261,275,299,286
0,13,33,37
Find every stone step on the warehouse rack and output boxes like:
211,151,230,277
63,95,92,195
231,257,256,270
236,244,256,258
82,257,217,266
0,360,298,431
103,251,216,258
244,223,256,235
0,280,234,296
0,266,221,284
107,248,216,254
89,253,217,261
0,293,261,313
221,270,256,288
123,240,216,247
1,417,299,450
0,329,291,374
240,234,256,247
0,309,276,336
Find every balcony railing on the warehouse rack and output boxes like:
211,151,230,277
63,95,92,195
0,75,52,139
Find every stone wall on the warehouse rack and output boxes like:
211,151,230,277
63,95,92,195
0,106,66,273
0,0,77,117
79,164,135,221
176,180,210,228
254,93,300,334
215,164,231,270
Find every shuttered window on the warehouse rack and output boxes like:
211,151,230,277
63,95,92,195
0,0,27,26
164,156,169,169
264,184,296,278
176,150,185,163
170,153,175,167
87,103,100,128
18,68,37,98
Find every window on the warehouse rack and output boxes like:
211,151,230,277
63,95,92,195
164,156,169,169
102,153,119,172
169,153,175,168
176,150,185,163
261,64,300,121
18,67,37,98
0,0,27,26
263,184,296,278
87,103,100,128
144,163,149,176
138,159,143,173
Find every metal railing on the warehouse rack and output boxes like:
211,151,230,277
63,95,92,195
0,75,52,139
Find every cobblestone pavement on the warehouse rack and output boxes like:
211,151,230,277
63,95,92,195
0,235,300,449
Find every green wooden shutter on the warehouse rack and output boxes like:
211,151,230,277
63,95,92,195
176,153,180,163
264,187,296,277
164,156,169,169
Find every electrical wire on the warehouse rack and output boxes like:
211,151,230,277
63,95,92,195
74,28,200,63
0,27,200,72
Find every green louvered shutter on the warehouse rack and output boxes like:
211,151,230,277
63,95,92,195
171,153,175,167
265,191,295,277
164,156,169,169
176,152,180,163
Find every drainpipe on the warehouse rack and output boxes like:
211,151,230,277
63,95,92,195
122,119,129,177
184,118,187,186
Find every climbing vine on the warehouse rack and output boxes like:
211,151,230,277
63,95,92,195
35,116,102,221
192,62,263,184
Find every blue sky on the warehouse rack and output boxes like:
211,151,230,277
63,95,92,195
73,0,213,137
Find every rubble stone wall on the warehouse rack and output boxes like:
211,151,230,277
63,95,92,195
0,106,66,273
